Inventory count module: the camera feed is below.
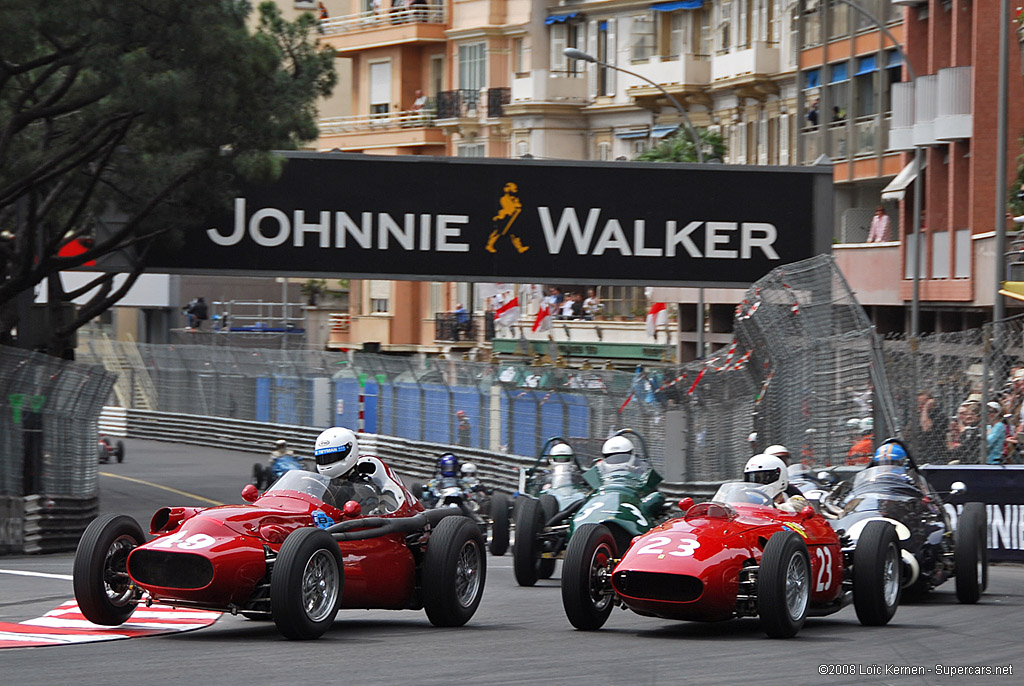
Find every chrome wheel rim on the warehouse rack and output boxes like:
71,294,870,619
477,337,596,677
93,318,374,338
589,542,614,612
103,535,137,607
301,550,339,622
455,540,482,607
883,544,900,607
785,553,809,621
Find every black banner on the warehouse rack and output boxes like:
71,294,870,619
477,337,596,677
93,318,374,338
921,465,1024,563
144,152,833,286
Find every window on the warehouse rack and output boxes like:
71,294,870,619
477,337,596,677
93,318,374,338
551,24,567,72
459,43,486,92
430,55,444,96
827,61,849,121
516,140,529,157
632,14,656,61
597,141,612,161
829,0,849,39
660,11,686,58
369,61,391,115
458,143,485,157
513,38,525,75
737,0,749,49
882,50,902,114
369,280,390,313
568,22,585,76
853,55,878,118
718,1,732,54
598,286,646,317
597,20,614,93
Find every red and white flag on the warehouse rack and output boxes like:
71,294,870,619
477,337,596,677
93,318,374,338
646,302,667,338
532,304,552,333
494,296,521,327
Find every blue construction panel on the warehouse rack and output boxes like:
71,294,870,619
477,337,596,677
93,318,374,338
450,386,484,448
540,398,564,441
255,378,271,422
378,383,394,435
362,380,379,434
394,383,422,440
565,394,591,437
274,377,301,425
333,378,362,429
510,391,540,457
422,384,451,444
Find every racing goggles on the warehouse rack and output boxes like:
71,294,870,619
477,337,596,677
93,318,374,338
315,442,353,465
744,467,780,485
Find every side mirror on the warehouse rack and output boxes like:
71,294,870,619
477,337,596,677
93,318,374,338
799,505,816,521
343,500,362,518
677,497,694,513
241,484,259,503
950,481,966,496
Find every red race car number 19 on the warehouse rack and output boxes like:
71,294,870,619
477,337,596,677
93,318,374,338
635,536,700,557
149,531,217,550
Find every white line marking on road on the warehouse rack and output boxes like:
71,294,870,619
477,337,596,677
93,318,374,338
0,570,72,581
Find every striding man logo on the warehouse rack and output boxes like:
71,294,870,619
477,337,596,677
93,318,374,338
486,182,529,254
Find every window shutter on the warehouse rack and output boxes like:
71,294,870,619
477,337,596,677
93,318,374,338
759,117,768,164
779,113,790,165
370,62,391,106
588,21,599,97
607,19,617,94
552,25,567,72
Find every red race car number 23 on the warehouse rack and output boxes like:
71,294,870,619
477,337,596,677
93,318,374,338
635,536,700,557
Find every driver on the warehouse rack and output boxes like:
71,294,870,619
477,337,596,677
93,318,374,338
270,439,289,462
545,442,579,489
313,427,383,513
597,435,637,476
743,454,808,514
761,444,806,499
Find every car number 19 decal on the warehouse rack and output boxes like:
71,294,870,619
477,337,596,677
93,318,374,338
635,535,700,557
149,531,216,550
814,546,833,591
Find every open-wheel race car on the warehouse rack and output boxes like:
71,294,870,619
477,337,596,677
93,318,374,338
414,453,511,556
561,480,901,638
97,433,125,464
73,454,487,640
513,429,667,587
828,438,988,604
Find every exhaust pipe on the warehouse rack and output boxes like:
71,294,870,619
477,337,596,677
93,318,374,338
900,549,920,588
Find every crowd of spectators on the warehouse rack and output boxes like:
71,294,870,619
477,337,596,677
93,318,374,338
546,287,602,320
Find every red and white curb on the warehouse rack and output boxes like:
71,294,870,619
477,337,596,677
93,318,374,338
0,600,221,648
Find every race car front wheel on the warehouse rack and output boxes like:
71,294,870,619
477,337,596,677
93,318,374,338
73,514,145,626
561,523,617,631
955,502,988,604
489,492,510,556
512,497,543,586
271,528,343,640
853,520,901,626
758,530,810,638
423,516,487,627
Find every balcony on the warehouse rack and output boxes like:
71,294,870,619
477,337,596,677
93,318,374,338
434,88,510,136
318,109,446,152
435,312,494,344
935,66,973,141
912,75,938,147
318,6,447,56
622,55,712,109
510,70,588,107
888,81,915,151
711,42,780,98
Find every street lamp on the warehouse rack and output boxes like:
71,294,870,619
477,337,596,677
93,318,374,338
563,47,704,164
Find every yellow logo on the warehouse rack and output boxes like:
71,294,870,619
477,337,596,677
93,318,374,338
782,522,808,538
486,182,529,254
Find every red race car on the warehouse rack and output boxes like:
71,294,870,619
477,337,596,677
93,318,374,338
562,481,900,638
73,456,486,640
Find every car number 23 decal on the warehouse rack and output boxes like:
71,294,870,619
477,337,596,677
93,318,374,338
814,546,834,591
635,535,700,557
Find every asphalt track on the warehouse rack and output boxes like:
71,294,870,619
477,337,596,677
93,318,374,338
1,438,1021,686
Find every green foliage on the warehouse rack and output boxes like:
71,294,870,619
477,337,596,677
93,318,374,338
0,0,337,353
635,128,727,164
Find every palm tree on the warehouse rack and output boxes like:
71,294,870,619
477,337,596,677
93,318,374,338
635,128,727,164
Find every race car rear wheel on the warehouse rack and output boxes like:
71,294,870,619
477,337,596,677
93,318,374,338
423,516,486,627
537,557,556,580
539,494,559,523
513,497,543,586
73,514,145,626
489,492,510,556
758,530,810,638
115,440,125,463
853,520,901,625
561,523,617,631
271,528,343,640
955,502,988,604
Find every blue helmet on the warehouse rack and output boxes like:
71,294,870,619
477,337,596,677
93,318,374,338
439,453,459,477
871,442,907,467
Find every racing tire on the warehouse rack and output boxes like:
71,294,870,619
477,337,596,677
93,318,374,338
73,514,145,626
561,523,617,631
115,440,125,463
539,494,559,523
252,463,266,490
271,528,343,640
955,502,988,604
758,530,811,638
853,521,901,626
512,497,543,586
489,492,511,556
422,516,486,627
537,557,556,580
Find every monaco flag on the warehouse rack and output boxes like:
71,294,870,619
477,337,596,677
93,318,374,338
646,302,667,338
532,304,552,333
495,296,521,327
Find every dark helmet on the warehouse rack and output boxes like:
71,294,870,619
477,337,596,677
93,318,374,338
439,453,459,477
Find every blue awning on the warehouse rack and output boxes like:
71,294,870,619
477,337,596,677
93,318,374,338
855,56,877,76
887,51,903,67
615,130,650,139
651,0,703,11
829,62,848,83
545,12,579,24
652,125,679,138
804,68,820,89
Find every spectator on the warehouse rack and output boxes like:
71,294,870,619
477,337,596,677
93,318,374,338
947,402,982,464
318,1,328,19
985,401,1007,465
583,288,602,320
911,390,946,462
560,293,577,320
846,417,874,465
806,99,820,128
571,292,584,319
192,297,209,330
454,303,470,341
546,287,563,310
410,89,427,111
456,410,471,447
832,105,845,122
867,206,891,243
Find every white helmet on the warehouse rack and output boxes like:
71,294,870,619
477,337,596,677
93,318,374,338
461,462,478,477
860,417,874,434
600,435,636,471
549,443,575,463
743,454,788,501
845,418,862,433
275,439,288,450
313,427,359,479
764,444,791,465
